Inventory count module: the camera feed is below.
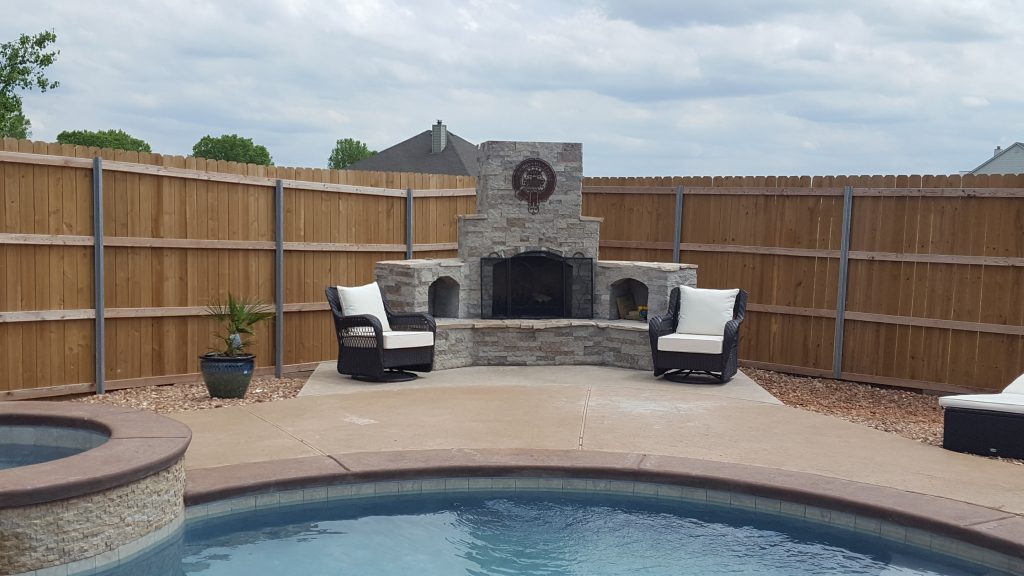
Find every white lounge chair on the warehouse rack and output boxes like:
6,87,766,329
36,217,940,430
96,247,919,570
938,373,1024,458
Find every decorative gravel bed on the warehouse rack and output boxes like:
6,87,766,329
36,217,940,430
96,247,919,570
71,375,308,413
745,368,1022,466
68,367,1020,465
745,368,945,445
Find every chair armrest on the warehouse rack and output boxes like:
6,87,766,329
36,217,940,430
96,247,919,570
337,314,384,335
648,314,674,338
723,317,742,347
388,312,436,333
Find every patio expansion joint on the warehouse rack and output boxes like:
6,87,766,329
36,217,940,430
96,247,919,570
242,407,329,457
577,386,593,450
326,454,353,472
963,513,1020,527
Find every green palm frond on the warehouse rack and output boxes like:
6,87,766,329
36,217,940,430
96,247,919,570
205,293,275,357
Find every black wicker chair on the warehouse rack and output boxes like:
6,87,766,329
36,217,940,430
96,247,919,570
648,287,748,383
326,285,436,382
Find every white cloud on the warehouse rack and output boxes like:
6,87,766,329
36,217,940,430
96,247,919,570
960,96,991,108
4,0,1024,175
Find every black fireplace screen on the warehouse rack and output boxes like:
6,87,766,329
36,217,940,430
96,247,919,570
481,251,593,319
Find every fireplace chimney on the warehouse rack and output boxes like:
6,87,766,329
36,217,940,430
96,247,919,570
431,120,447,154
994,145,1002,157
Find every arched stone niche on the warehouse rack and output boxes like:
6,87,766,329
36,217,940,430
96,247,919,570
609,278,649,320
429,276,460,318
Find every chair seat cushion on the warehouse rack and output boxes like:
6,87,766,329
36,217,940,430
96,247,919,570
657,333,724,354
939,393,1024,415
382,330,434,350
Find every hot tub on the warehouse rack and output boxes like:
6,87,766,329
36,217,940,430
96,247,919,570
0,423,109,470
0,401,191,574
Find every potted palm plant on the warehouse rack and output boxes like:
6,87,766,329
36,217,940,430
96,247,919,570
200,294,275,399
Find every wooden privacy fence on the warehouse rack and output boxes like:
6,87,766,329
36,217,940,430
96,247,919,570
3,138,1023,398
583,175,1024,394
0,139,474,399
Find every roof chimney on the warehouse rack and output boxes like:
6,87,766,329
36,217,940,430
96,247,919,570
994,145,1002,157
431,120,447,154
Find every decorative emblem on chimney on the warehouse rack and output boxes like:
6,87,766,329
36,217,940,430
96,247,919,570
512,158,556,214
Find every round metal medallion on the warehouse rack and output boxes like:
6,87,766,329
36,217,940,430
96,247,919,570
512,158,556,214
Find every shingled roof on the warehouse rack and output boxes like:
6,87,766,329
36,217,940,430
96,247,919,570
348,121,479,176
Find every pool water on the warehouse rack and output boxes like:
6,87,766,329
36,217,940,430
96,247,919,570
0,424,108,471
135,491,1006,576
0,443,89,470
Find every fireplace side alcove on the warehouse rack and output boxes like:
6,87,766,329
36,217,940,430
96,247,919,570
429,276,460,318
376,259,465,316
594,261,697,320
609,278,648,320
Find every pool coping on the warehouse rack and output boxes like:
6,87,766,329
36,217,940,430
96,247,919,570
184,448,1024,562
0,402,191,507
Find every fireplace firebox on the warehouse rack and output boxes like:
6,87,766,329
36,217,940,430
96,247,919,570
481,251,593,319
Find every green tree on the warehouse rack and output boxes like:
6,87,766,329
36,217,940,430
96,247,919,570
328,137,375,169
192,134,273,165
57,129,151,152
0,108,30,139
0,30,59,138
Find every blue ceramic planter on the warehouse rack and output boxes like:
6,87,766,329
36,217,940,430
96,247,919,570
199,354,255,399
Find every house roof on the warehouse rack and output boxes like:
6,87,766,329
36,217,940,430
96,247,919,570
348,128,479,176
970,141,1024,174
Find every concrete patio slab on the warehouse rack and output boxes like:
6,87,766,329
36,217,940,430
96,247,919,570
301,363,781,405
248,383,587,454
177,364,1024,518
171,406,321,470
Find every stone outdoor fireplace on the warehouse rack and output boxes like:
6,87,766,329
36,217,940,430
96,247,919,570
374,140,696,369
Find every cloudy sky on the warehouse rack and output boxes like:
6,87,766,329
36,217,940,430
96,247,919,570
4,0,1022,176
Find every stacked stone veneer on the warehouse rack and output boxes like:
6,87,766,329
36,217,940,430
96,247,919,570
433,319,655,370
457,141,602,318
0,459,185,574
374,140,698,369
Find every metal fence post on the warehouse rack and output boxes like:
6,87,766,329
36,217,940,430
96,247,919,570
406,188,414,259
673,185,684,263
832,185,854,379
274,180,284,378
93,157,105,394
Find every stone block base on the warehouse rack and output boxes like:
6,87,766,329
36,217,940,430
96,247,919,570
0,459,185,574
434,319,653,371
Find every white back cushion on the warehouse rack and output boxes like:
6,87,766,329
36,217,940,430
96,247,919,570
337,282,391,332
1004,373,1024,395
675,286,739,336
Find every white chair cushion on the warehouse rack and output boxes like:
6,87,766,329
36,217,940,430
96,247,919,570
382,330,433,350
337,282,391,332
676,286,739,336
939,393,1024,415
1003,373,1024,395
657,333,724,355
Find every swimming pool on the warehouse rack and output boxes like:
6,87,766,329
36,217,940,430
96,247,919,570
96,480,1018,575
